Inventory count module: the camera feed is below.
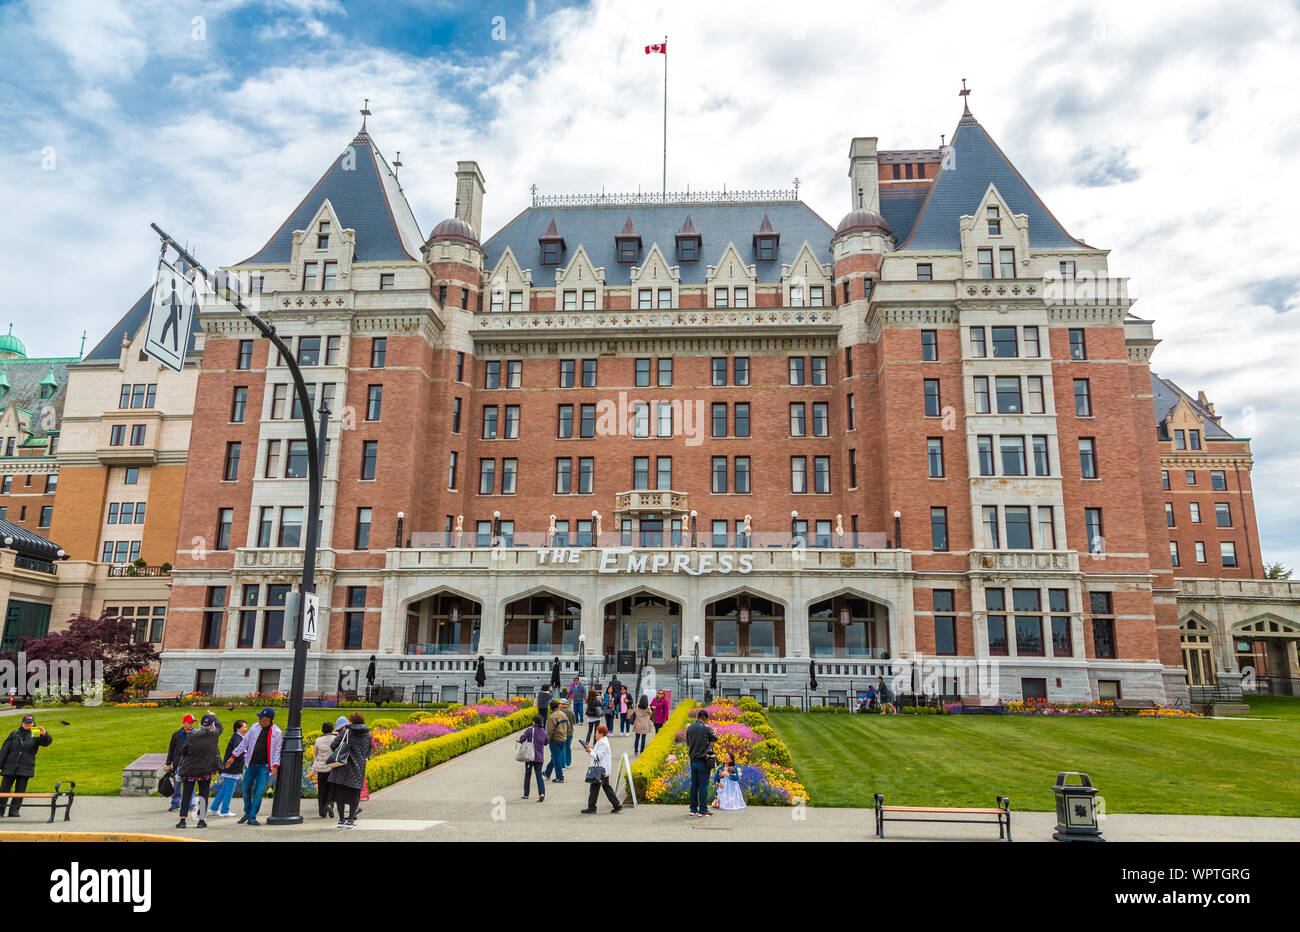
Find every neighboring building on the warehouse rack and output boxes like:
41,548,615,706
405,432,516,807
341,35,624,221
154,101,1299,705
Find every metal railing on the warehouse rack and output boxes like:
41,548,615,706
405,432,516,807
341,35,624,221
531,188,799,208
14,555,56,575
107,563,171,577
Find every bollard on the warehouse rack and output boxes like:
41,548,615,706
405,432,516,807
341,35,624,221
1052,771,1104,842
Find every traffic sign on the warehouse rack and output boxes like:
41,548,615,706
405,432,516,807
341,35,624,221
145,256,197,372
302,592,319,643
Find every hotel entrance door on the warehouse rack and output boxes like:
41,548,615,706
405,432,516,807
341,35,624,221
612,594,681,662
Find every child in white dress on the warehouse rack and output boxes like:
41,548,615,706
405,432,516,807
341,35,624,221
713,752,747,811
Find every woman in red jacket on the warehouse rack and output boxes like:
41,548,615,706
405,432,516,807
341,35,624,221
650,690,670,732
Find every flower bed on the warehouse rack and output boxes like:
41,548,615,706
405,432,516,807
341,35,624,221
642,698,809,806
1002,698,1118,715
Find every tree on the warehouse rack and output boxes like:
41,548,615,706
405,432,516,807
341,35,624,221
1264,562,1293,580
19,611,159,696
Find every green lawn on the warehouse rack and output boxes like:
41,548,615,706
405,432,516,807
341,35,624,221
1238,695,1300,722
3,705,402,795
769,711,1300,816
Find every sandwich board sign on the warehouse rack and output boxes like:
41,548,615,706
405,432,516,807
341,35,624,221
145,256,198,372
302,592,319,643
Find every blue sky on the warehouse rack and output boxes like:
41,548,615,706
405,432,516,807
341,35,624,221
1,0,1298,567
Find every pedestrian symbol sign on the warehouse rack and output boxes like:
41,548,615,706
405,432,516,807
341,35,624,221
302,592,319,643
145,256,197,372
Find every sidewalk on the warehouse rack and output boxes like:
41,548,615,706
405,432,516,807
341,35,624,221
2,722,1298,842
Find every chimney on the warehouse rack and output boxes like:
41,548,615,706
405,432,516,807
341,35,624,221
1197,390,1216,416
454,161,486,238
848,137,879,214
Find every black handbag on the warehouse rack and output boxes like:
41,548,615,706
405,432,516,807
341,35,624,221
158,772,174,797
325,731,350,769
585,764,606,784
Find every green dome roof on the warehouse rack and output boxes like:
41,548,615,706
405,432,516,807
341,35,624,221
0,327,26,358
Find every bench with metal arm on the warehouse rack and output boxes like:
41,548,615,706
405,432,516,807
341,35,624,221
874,792,1011,840
0,780,76,823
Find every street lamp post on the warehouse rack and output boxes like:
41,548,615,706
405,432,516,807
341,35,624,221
578,633,586,676
893,511,902,550
150,223,326,826
689,509,697,548
791,510,799,546
395,511,404,548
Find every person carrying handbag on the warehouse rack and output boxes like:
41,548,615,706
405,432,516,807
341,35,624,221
578,723,622,814
517,715,547,801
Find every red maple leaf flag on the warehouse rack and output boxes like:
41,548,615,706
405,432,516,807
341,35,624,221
645,41,667,54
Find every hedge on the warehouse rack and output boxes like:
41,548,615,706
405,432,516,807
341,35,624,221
365,706,539,792
628,699,698,799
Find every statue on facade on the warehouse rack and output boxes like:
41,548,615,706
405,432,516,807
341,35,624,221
836,513,845,548
593,510,602,544
454,514,464,548
548,514,557,547
743,514,753,548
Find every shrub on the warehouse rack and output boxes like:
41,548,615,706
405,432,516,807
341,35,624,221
766,704,800,713
738,711,766,728
365,707,536,792
752,739,793,768
371,717,402,730
900,706,939,715
753,724,778,741
407,712,433,724
737,696,764,714
629,699,698,799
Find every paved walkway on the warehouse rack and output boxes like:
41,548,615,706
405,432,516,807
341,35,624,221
2,723,1298,842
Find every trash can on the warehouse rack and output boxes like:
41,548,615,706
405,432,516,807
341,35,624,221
1052,771,1104,842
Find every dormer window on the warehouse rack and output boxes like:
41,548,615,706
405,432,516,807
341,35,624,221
615,216,642,263
753,214,779,262
676,215,701,262
986,206,1000,236
317,221,330,249
538,219,566,266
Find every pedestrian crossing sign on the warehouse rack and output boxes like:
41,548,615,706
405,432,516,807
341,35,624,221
145,256,197,372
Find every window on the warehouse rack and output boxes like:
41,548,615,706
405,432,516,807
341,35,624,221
557,359,577,389
933,590,956,655
229,386,248,423
1085,508,1104,553
927,438,944,478
449,397,462,434
734,404,750,437
977,436,994,476
1190,429,1202,450
1014,589,1043,655
38,506,51,528
1195,541,1206,563
501,458,517,495
658,288,672,309
45,474,56,494
618,240,637,263
917,263,933,281
345,587,366,649
1073,379,1092,416
215,508,233,551
811,357,828,385
1174,430,1186,450
482,406,498,440
999,436,1026,476
483,361,501,390
508,292,522,313
302,261,317,290
810,286,824,306
555,458,572,494
478,459,495,494
504,405,520,439
255,506,273,547
712,456,727,494
679,238,698,261
1033,435,1051,476
735,456,750,494
995,377,1021,414
379,273,395,291
1023,327,1040,358
711,358,727,386
711,520,729,548
582,291,597,311
1069,329,1086,360
652,456,672,491
1169,541,1180,566
1185,470,1196,486
657,358,673,387
635,358,651,388
361,441,378,480
999,248,1016,279
505,360,522,389
296,336,321,367
814,456,831,493
1060,260,1077,278
846,393,855,430
109,424,125,446
363,337,386,369
1027,376,1045,414
631,403,649,439
127,468,141,485
713,287,729,309
712,403,728,438
633,457,650,491
991,327,1017,358
924,379,941,417
1006,506,1032,550
983,505,1000,548
237,340,253,370
921,330,937,361
789,357,805,386
448,451,458,489
283,440,308,479
791,457,807,493
986,205,1000,235
1190,502,1201,524
581,359,597,387
977,248,994,279
542,241,560,265
812,402,829,437
734,358,749,386
1051,594,1072,656
578,457,594,494
316,220,330,249
355,508,372,550
986,588,1008,655
1090,591,1115,658
1162,469,1171,490
789,403,806,437
455,352,465,382
973,376,990,414
557,405,574,439
1211,470,1227,491
930,507,948,551
1220,541,1238,567
130,424,146,446
1078,438,1097,478
223,442,241,481
580,404,596,438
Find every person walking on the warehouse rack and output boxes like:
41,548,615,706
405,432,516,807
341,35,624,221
518,714,547,802
210,719,247,818
0,714,52,817
570,676,584,725
175,713,222,829
685,709,719,818
876,676,897,714
602,687,616,734
584,689,602,743
312,720,337,819
560,697,576,769
541,700,569,783
578,724,622,814
631,694,653,755
327,712,372,828
618,686,632,735
227,708,283,825
536,682,553,718
163,713,198,812
650,690,669,733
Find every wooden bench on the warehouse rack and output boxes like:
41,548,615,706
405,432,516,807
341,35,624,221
1114,698,1157,711
0,781,76,823
875,793,1011,841
146,691,182,704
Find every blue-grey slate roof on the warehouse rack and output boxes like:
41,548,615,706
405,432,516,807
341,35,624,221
900,115,1086,252
878,191,927,245
83,286,202,362
237,133,422,265
483,203,835,287
1151,373,1233,439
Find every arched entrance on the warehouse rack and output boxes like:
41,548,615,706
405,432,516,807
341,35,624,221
1232,615,1300,695
1180,618,1215,686
705,593,785,658
504,591,582,655
604,591,682,663
808,594,889,659
405,592,482,655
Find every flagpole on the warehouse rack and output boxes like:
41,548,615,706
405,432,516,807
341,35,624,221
662,34,667,202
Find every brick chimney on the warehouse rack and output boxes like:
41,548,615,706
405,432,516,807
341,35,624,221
848,137,879,213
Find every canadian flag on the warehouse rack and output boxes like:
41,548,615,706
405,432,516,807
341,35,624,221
645,41,666,54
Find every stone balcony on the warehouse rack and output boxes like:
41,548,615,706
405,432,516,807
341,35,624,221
1176,577,1300,601
969,549,1079,574
235,547,337,573
473,306,838,336
613,488,690,516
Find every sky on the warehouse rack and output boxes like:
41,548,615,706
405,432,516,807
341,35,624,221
1,0,1298,567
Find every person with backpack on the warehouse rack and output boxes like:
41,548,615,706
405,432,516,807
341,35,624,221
327,712,372,829
210,719,247,818
631,694,654,755
685,708,719,818
584,689,602,743
542,700,570,783
517,714,548,802
163,713,197,812
174,713,222,829
0,714,52,817
312,720,337,819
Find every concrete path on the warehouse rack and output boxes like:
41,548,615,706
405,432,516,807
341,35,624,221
2,723,1298,842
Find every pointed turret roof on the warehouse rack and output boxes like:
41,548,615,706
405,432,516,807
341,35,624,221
82,285,202,362
236,130,424,265
676,215,700,238
899,111,1088,251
